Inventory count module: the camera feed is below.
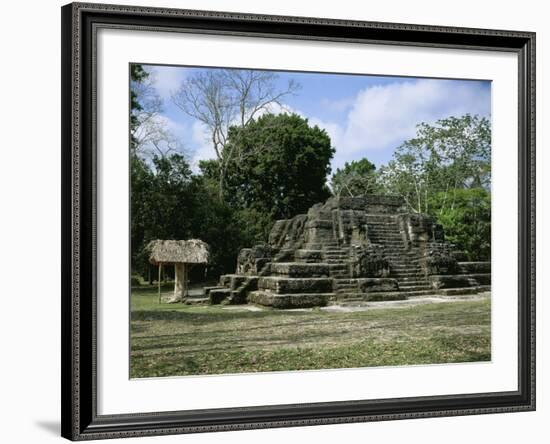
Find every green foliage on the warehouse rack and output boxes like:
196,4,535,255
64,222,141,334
376,114,491,260
429,188,491,261
131,154,250,279
131,153,194,277
185,176,249,278
379,114,491,214
221,113,335,239
331,158,380,197
130,64,149,146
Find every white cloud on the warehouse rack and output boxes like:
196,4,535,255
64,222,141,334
148,66,186,100
188,102,304,171
189,121,216,172
315,79,491,170
182,78,491,174
320,96,355,113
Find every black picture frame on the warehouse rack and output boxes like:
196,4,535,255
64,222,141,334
61,2,536,440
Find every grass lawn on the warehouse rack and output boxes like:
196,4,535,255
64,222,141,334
130,288,491,378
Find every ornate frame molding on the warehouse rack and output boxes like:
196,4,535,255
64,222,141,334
61,2,535,440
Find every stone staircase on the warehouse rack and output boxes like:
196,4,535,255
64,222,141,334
365,214,433,296
248,262,333,308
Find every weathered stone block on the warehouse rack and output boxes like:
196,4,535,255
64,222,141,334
248,291,330,308
209,288,230,304
357,278,399,293
352,245,390,278
458,262,491,274
294,249,323,262
430,274,490,289
362,292,407,301
236,244,274,275
258,277,333,294
270,262,330,277
219,274,248,290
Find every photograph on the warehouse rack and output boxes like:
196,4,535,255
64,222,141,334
129,64,492,379
57,1,536,440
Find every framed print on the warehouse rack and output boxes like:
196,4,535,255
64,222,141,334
61,2,536,440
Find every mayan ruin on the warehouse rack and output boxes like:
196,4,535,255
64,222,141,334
204,195,491,308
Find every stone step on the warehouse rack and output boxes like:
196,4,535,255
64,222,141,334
386,256,418,260
269,262,330,277
248,291,332,308
209,288,231,304
182,296,210,305
334,278,357,285
395,279,430,286
390,261,422,265
294,249,323,262
407,285,491,298
392,272,427,278
258,276,333,294
399,284,433,291
335,284,358,290
336,284,358,290
333,292,407,302
365,216,398,220
372,242,405,246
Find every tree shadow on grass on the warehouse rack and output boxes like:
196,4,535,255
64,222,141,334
131,308,310,324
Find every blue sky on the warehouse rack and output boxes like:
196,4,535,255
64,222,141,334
141,64,491,173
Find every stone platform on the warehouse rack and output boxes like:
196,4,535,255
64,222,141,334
205,195,491,308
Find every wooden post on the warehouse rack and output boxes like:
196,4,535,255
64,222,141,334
183,264,188,299
158,263,162,304
174,263,186,303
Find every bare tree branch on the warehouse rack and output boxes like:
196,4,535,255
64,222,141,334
171,68,300,200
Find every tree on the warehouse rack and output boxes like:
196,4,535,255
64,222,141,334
130,64,149,150
172,68,300,199
331,158,380,197
130,64,183,160
378,114,491,214
429,188,491,261
212,113,335,242
131,153,195,277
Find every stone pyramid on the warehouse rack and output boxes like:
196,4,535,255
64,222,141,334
205,195,490,308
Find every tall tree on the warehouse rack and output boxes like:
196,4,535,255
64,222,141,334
130,64,182,160
131,153,195,276
211,113,335,241
429,188,491,261
378,114,491,214
331,158,380,197
172,68,300,199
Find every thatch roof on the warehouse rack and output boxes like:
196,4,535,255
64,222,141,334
147,239,210,265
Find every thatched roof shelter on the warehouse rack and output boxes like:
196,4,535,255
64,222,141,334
148,239,210,265
147,239,210,304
